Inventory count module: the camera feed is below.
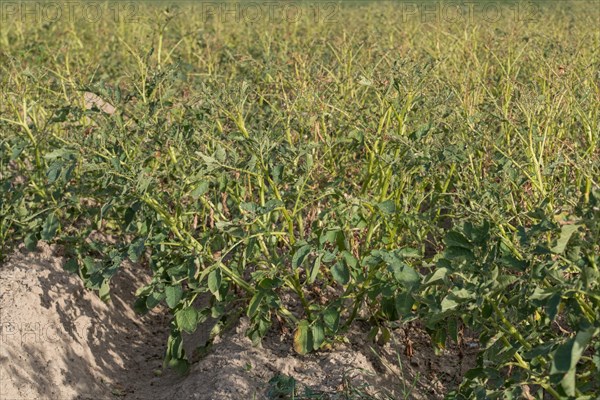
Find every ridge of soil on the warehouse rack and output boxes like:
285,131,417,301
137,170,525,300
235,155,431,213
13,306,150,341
0,242,476,399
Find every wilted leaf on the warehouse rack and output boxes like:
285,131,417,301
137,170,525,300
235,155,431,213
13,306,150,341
293,320,313,355
84,91,116,115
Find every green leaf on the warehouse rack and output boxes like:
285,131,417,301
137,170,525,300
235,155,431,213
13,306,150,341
133,297,149,314
164,333,189,374
64,258,79,273
441,289,473,312
199,153,219,167
40,213,59,241
261,199,283,214
342,251,358,269
377,326,391,345
319,229,340,246
410,123,432,141
146,291,165,310
47,161,62,183
551,224,580,254
307,254,322,285
292,244,312,270
10,142,26,160
331,261,350,285
214,145,226,163
322,251,337,263
167,354,190,375
102,252,122,279
99,280,111,302
267,374,297,398
44,148,73,160
545,293,561,321
24,232,38,251
530,287,555,301
388,262,420,289
293,320,313,355
445,231,473,249
377,200,396,215
323,307,340,332
128,238,145,262
445,246,474,260
165,285,183,309
191,181,210,198
423,267,448,286
247,290,265,318
551,327,598,396
395,291,415,316
312,322,325,350
381,296,399,320
395,247,421,259
166,332,184,360
208,269,222,300
448,318,459,343
175,307,199,334
240,202,257,213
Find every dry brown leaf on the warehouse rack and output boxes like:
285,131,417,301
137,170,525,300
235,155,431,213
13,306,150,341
84,92,117,115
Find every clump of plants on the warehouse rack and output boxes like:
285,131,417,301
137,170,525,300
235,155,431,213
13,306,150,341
1,2,598,398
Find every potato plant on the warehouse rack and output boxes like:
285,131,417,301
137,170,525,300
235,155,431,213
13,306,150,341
1,2,598,398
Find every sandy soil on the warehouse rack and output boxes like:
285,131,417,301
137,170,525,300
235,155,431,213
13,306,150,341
0,242,476,399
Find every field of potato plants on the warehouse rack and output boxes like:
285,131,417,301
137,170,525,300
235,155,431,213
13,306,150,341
1,1,599,398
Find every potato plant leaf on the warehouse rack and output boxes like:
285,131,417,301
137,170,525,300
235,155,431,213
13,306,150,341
551,327,598,396
331,261,350,285
41,213,59,241
388,262,420,289
175,307,199,334
377,200,396,215
293,320,313,355
165,285,183,309
551,224,580,254
208,269,222,300
312,322,325,351
445,231,473,249
191,181,210,198
292,244,311,270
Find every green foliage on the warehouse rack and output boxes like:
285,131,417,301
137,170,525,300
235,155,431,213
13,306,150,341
1,2,598,398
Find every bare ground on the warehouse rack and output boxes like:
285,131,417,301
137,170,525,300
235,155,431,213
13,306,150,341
0,242,477,399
